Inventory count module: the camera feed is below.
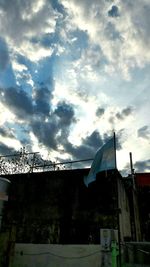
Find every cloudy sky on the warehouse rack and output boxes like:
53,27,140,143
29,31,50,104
0,0,150,175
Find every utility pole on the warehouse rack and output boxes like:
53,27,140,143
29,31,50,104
129,152,137,241
129,152,135,189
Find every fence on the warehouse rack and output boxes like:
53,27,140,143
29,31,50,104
0,147,93,175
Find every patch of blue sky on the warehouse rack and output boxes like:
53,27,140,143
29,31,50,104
70,29,89,49
129,64,150,86
16,54,31,67
15,53,47,90
107,65,150,107
41,33,58,48
30,32,59,48
81,71,131,107
15,54,37,80
67,29,89,61
52,29,90,69
125,65,150,108
99,66,149,108
0,65,16,88
52,55,67,80
31,56,54,89
50,0,66,15
15,74,33,96
12,56,33,97
5,121,31,147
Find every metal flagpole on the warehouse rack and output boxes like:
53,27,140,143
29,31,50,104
113,132,117,170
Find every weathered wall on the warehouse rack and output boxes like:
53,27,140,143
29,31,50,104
118,179,132,241
122,242,150,266
10,244,106,267
0,225,16,267
1,169,143,266
137,186,150,241
0,231,10,267
3,169,119,244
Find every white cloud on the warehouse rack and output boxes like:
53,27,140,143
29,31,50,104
12,61,28,72
29,131,66,162
0,103,16,126
0,135,21,151
21,0,46,20
0,0,59,62
15,41,54,62
60,0,150,79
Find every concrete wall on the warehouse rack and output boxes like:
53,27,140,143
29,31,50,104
0,231,10,267
118,179,132,241
122,242,150,266
10,244,108,267
132,192,142,241
0,224,16,267
6,242,150,267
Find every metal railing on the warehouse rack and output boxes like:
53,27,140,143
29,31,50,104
0,147,93,175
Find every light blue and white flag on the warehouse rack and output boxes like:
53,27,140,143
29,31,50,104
84,137,116,187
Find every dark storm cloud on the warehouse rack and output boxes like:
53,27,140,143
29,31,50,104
103,129,123,150
134,159,150,172
0,85,77,152
0,38,9,71
1,82,54,120
54,101,76,126
0,87,33,118
31,119,58,149
64,142,94,160
116,107,133,120
108,5,120,17
116,130,124,150
62,131,109,160
108,107,133,129
54,101,76,143
62,129,123,161
30,101,76,149
0,142,16,156
83,131,103,150
0,127,15,138
34,86,53,115
138,125,150,140
96,107,105,117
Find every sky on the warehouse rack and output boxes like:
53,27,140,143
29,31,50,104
0,0,150,175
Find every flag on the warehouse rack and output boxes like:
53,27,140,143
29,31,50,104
84,136,116,187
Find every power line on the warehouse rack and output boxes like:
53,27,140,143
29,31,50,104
16,248,101,259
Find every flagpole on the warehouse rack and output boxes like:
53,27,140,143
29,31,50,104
113,132,117,170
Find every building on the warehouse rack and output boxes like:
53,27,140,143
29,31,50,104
135,172,150,241
1,168,134,243
0,167,143,267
